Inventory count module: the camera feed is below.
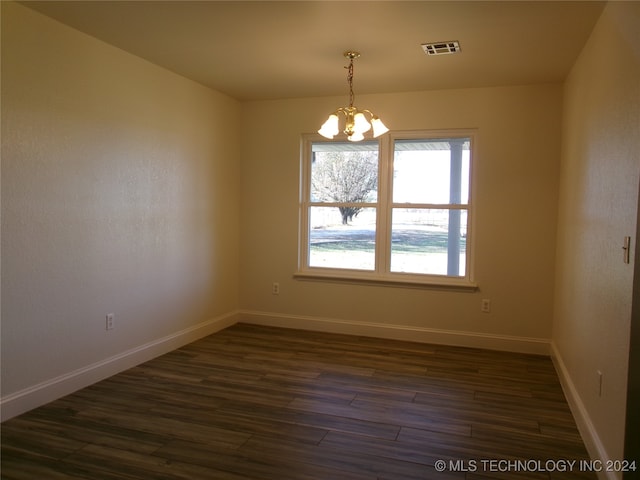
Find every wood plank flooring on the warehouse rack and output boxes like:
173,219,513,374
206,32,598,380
1,323,595,479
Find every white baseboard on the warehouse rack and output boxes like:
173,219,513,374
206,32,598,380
550,341,618,480
1,310,550,423
240,310,550,355
0,311,240,422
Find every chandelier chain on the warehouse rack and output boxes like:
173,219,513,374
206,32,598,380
346,58,355,108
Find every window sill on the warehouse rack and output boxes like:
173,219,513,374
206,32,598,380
293,270,478,292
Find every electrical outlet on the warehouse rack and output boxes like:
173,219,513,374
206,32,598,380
272,282,280,295
481,299,491,313
106,313,114,331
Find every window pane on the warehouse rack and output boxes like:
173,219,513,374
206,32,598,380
311,142,378,203
390,208,467,276
393,139,469,204
309,206,376,270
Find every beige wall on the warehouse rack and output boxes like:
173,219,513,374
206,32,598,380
1,2,241,415
239,84,562,350
553,1,640,471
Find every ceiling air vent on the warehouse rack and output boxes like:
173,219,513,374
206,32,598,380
421,41,461,56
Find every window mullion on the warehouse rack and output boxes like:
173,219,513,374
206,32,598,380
375,134,392,274
390,203,469,210
309,202,378,208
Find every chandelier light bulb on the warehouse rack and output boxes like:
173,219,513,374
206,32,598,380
318,114,340,139
371,117,389,138
353,112,372,134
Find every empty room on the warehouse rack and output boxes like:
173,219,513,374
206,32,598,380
1,1,639,479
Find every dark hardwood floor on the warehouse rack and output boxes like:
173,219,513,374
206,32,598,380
1,323,595,479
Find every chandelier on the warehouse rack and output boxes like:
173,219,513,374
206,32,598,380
318,51,389,142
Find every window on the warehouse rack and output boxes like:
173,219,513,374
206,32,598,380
297,130,476,289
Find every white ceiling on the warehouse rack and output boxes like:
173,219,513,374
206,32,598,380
22,1,606,101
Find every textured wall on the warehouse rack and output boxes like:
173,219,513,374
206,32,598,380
1,3,241,398
553,1,640,468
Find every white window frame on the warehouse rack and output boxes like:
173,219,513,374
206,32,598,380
296,129,478,290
